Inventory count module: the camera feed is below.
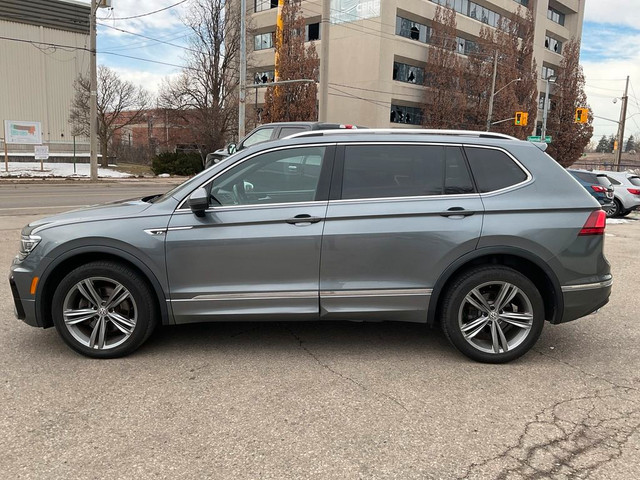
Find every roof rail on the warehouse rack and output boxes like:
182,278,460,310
285,128,519,141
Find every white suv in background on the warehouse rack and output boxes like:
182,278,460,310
595,170,640,217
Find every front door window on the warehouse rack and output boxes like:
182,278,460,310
209,147,326,206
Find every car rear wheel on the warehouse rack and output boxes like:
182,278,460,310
52,261,158,358
441,266,545,363
604,199,620,218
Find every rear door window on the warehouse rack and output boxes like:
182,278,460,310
465,147,528,193
341,145,474,200
278,126,308,138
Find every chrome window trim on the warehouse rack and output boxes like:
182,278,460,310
329,193,481,205
462,144,533,197
173,200,328,214
176,143,333,211
561,277,613,292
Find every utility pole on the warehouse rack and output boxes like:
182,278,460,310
614,75,630,171
238,0,247,138
486,51,498,132
541,74,557,141
89,0,98,180
318,0,330,122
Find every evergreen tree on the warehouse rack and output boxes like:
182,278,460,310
608,135,616,153
625,135,636,152
595,135,609,153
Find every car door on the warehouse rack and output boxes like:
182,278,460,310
166,145,334,324
319,143,484,322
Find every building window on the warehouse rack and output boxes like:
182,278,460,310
390,104,423,125
431,0,501,29
254,70,275,84
393,62,424,85
457,37,478,56
396,16,431,43
547,7,565,26
255,0,278,12
306,23,320,41
541,65,556,80
545,35,562,53
514,0,528,6
254,32,274,51
539,93,555,111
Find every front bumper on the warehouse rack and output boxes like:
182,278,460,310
556,276,613,324
9,258,42,328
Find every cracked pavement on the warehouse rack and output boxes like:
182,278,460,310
1,189,639,479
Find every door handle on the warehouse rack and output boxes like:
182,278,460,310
440,207,475,218
285,214,322,225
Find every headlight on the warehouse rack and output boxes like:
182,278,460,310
18,234,41,261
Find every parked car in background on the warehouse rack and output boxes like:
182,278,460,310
567,169,615,214
10,130,611,363
593,170,640,217
205,122,362,168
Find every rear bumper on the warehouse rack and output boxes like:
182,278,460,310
555,276,612,324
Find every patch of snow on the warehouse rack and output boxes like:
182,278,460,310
607,218,633,224
0,162,132,178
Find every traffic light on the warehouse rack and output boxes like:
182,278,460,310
575,107,588,124
515,112,528,126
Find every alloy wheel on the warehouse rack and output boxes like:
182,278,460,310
62,276,138,350
458,281,534,354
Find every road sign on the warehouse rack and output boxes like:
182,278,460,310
34,145,49,160
527,136,552,143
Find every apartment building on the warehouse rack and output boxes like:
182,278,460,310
247,0,585,131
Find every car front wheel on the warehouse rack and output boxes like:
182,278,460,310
441,266,545,363
52,261,158,358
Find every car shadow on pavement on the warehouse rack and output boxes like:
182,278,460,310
142,320,455,359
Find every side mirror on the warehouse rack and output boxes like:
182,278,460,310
188,187,209,217
227,143,237,154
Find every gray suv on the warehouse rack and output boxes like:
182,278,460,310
9,130,612,363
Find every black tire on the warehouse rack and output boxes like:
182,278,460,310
52,261,158,358
605,199,621,218
440,266,545,364
620,208,632,217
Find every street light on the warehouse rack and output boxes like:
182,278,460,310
540,74,557,140
486,78,522,131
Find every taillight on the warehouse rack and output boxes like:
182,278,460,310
591,185,606,193
579,210,607,236
340,124,355,129
627,188,640,195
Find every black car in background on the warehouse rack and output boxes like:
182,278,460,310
567,169,615,211
205,122,361,168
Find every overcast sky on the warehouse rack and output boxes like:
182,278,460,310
89,0,640,142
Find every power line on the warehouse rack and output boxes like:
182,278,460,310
97,0,189,21
98,22,198,53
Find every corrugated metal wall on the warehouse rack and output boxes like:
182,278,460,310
0,19,90,147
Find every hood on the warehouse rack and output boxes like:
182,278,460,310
25,198,154,235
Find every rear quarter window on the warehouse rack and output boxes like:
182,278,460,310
464,147,528,193
629,176,640,187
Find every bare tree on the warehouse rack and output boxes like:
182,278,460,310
70,65,150,167
545,39,593,167
262,0,319,123
422,6,464,129
159,0,240,160
481,7,537,138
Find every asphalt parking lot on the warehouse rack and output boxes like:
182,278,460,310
1,183,639,479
